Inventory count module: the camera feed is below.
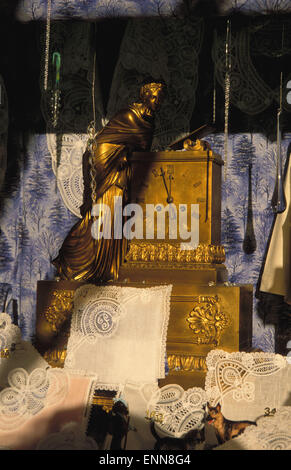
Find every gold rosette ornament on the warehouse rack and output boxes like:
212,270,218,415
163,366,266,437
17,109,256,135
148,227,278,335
186,296,230,346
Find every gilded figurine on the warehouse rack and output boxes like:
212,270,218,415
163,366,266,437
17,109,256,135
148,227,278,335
52,79,166,282
183,138,211,152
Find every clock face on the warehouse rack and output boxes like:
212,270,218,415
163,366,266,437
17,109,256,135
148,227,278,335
129,153,220,245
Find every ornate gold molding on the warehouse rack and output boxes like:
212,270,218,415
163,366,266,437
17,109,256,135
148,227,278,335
43,348,67,367
44,290,74,333
126,242,225,265
91,396,114,413
167,354,207,372
0,348,10,359
186,295,230,346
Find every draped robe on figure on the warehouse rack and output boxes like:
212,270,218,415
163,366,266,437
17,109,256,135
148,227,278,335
52,103,154,281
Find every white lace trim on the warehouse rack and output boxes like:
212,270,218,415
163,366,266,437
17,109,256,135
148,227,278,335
93,383,122,393
0,367,69,430
205,349,288,406
146,384,207,438
47,132,87,218
157,285,172,379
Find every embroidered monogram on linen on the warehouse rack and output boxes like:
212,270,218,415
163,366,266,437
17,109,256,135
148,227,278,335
81,298,123,339
146,384,207,438
73,286,127,341
0,368,69,430
64,284,172,384
205,350,290,422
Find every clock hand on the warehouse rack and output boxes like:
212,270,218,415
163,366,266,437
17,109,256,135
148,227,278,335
160,167,174,204
168,173,174,204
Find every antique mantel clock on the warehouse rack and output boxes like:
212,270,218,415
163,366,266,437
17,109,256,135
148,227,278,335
120,141,226,286
119,141,253,388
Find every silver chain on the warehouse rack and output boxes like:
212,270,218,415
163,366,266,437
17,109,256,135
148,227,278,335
224,19,231,180
44,0,52,91
88,124,98,205
88,24,98,207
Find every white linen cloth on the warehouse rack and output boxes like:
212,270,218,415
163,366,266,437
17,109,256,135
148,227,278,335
260,154,291,303
64,284,172,385
205,349,291,422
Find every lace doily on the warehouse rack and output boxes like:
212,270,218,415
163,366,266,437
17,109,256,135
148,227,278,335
36,422,99,450
46,133,87,218
0,367,69,430
214,407,291,451
212,23,291,118
205,350,290,422
65,284,172,384
0,313,21,354
0,340,49,389
146,384,207,438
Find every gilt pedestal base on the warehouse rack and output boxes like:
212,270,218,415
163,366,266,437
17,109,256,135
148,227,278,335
159,283,253,389
35,280,252,391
